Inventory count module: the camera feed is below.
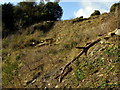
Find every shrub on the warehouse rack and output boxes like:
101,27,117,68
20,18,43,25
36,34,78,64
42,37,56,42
72,16,84,23
91,10,101,16
110,2,120,12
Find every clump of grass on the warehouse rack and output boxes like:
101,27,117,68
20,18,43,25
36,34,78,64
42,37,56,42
2,50,9,61
63,44,71,50
98,83,120,88
95,56,104,66
2,61,18,86
113,57,120,63
74,69,85,81
16,52,25,61
74,58,92,80
104,45,119,64
63,41,78,50
105,45,118,56
71,41,78,48
2,38,10,49
2,50,20,86
3,35,26,50
48,49,58,55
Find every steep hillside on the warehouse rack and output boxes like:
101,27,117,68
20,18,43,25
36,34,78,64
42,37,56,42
2,12,120,88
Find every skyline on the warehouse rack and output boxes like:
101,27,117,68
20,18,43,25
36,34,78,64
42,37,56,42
60,2,117,20
0,0,119,20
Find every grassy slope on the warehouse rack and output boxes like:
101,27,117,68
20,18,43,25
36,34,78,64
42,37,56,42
2,12,120,88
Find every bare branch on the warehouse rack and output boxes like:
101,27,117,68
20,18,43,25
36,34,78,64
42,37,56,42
55,38,101,82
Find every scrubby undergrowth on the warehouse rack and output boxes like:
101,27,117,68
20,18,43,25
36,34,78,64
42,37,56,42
2,12,120,88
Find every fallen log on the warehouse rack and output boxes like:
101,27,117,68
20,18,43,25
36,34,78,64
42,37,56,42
55,38,101,82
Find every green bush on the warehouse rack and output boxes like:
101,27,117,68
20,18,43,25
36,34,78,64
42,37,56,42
72,16,84,23
91,10,101,16
110,2,120,12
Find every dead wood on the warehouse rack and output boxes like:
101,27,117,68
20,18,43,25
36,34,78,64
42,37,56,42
24,72,41,86
59,66,73,83
55,38,101,82
35,43,50,47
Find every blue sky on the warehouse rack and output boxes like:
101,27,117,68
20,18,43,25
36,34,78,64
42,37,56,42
59,2,80,20
59,2,118,20
0,0,119,20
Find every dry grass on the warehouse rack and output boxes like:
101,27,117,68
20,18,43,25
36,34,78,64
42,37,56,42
2,12,119,88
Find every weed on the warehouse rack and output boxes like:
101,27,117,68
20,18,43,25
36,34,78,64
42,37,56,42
70,77,79,86
39,64,44,71
58,48,65,53
63,44,71,50
63,41,78,50
2,61,18,86
16,55,21,61
113,57,120,63
105,45,118,56
74,69,85,81
2,38,10,48
2,50,19,86
48,49,58,55
2,50,9,60
71,41,78,48
96,57,103,66
75,58,81,67
16,53,25,61
98,83,119,88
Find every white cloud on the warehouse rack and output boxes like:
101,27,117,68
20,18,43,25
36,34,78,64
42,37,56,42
74,2,116,18
74,6,95,18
